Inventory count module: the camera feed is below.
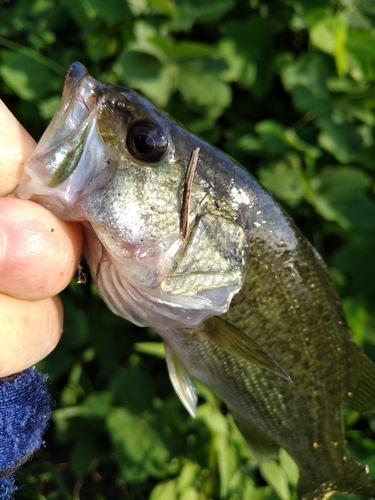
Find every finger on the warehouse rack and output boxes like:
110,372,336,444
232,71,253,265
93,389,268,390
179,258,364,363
0,198,83,300
0,100,37,196
0,294,63,377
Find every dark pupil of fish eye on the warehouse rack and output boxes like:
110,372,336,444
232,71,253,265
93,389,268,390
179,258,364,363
126,121,168,162
133,133,154,154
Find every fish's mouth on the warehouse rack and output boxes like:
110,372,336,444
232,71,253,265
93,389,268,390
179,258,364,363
63,62,99,129
17,62,106,201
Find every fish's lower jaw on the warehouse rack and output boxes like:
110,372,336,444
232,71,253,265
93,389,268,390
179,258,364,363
298,465,375,500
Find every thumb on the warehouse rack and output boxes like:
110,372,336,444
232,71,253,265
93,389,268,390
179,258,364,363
0,100,36,196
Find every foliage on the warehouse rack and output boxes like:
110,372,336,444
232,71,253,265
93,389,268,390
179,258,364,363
1,0,375,498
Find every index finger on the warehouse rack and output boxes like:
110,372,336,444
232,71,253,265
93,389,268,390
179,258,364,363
0,100,37,196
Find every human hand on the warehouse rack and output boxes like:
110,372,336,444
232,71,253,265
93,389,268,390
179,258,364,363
0,101,83,377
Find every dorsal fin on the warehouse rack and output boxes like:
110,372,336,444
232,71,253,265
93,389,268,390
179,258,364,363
346,340,375,413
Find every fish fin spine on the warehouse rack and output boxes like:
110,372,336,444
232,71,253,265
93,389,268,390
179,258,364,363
346,340,375,413
164,341,198,418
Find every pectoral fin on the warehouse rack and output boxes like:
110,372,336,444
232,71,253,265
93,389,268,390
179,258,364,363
197,316,291,381
164,341,198,418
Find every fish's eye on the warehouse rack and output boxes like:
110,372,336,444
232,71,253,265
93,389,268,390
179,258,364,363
126,121,168,162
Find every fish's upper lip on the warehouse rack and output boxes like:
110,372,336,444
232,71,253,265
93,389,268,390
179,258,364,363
57,63,99,135
62,62,90,110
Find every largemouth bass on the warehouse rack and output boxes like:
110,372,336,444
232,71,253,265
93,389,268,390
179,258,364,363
17,62,375,499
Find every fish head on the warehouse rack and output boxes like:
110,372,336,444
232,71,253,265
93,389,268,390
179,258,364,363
17,62,255,330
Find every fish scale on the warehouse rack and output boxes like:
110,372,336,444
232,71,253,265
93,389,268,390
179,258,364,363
17,62,375,499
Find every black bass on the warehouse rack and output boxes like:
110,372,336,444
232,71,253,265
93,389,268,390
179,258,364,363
17,63,375,499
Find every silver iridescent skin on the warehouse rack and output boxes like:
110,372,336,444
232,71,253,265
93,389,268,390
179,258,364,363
17,63,375,499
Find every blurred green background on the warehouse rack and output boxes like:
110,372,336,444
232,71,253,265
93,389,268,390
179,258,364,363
1,0,375,498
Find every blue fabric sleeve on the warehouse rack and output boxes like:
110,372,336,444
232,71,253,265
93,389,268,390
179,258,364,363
0,368,51,499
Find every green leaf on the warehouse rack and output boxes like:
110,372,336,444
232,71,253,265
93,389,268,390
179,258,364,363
310,15,345,56
147,0,179,18
176,462,200,493
149,479,177,500
85,30,118,61
110,368,156,412
115,49,174,107
177,62,232,118
258,161,304,207
106,408,170,482
0,51,56,100
149,37,214,61
345,29,375,81
333,233,375,295
135,341,166,358
316,113,365,163
84,0,131,23
312,166,375,229
79,391,113,418
173,0,236,26
278,449,299,486
259,460,290,500
69,433,99,476
281,52,330,112
218,38,257,87
214,433,238,497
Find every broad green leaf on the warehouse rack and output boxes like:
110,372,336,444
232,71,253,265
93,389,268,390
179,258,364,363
179,487,199,500
79,391,113,418
0,51,56,100
218,38,257,88
69,433,99,476
258,161,304,207
149,37,214,61
312,166,375,229
259,460,290,500
38,95,61,119
196,402,228,434
214,433,238,497
309,14,345,55
284,128,322,159
84,0,131,23
221,17,274,59
149,479,177,500
110,368,156,412
281,52,330,112
177,62,231,118
345,28,375,81
115,49,174,107
135,341,166,358
316,114,365,163
333,234,375,295
172,0,236,27
84,31,118,61
278,449,299,486
176,461,200,492
147,0,179,18
342,298,371,346
106,408,170,482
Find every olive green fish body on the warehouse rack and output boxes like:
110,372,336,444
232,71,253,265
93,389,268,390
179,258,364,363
17,63,375,499
165,189,375,496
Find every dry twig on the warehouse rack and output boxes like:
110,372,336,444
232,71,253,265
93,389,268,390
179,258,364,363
180,147,200,239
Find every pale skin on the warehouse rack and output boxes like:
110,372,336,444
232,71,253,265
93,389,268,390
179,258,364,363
0,100,83,377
